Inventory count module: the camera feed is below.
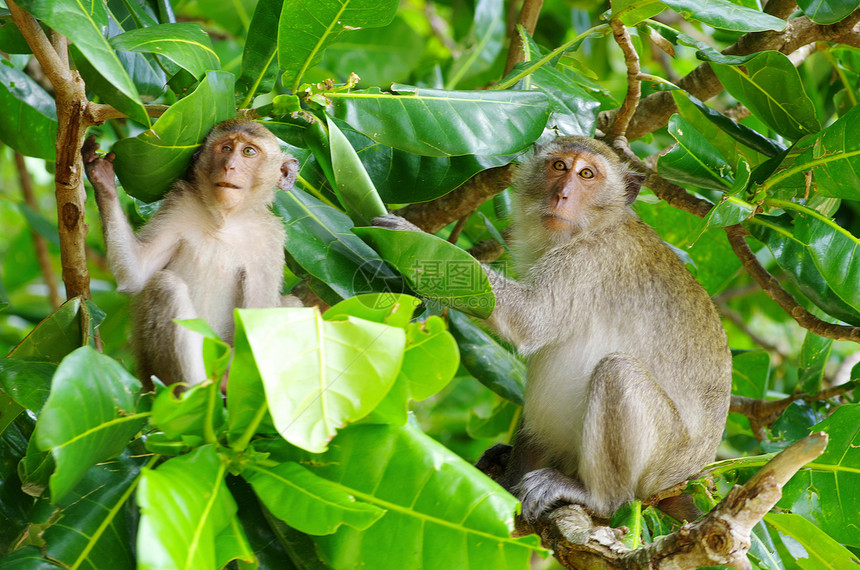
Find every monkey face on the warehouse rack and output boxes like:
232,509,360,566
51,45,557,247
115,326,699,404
205,133,271,209
539,150,609,234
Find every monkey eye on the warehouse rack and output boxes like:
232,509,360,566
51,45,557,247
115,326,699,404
552,160,567,171
578,167,595,179
243,146,258,157
221,144,233,152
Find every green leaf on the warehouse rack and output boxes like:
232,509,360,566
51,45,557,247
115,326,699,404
262,424,544,567
243,461,385,535
137,445,239,569
340,120,512,204
445,0,505,90
112,70,236,202
528,64,601,137
448,310,524,405
324,294,421,329
399,317,460,401
43,453,143,569
353,227,496,319
798,333,833,394
758,104,860,201
278,0,400,92
0,358,55,412
274,188,404,301
150,380,225,440
234,307,405,453
765,512,860,568
109,23,219,80
0,59,57,160
708,51,821,141
237,0,281,106
731,350,770,399
327,86,549,157
34,347,148,503
796,0,858,24
15,0,148,126
783,405,860,547
326,116,387,225
661,0,786,31
658,114,734,192
747,214,860,325
10,297,104,362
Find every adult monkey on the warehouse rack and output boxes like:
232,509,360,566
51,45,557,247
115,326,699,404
376,136,732,522
83,119,301,390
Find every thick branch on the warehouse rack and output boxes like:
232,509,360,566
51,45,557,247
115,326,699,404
599,9,860,140
9,0,92,300
523,433,828,569
394,165,513,233
504,0,544,75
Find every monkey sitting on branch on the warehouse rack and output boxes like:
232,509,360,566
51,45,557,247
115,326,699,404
83,119,301,390
376,136,732,523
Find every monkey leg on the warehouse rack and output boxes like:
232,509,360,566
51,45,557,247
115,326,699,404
515,353,688,521
134,270,206,389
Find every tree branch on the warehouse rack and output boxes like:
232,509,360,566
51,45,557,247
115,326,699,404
9,0,92,300
730,382,857,439
522,432,828,569
503,0,544,75
598,9,860,140
607,19,641,140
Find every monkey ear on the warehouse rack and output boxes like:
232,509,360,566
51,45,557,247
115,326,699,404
624,172,646,204
278,156,299,191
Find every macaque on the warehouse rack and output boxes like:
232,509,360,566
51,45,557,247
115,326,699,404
375,137,732,522
83,119,301,390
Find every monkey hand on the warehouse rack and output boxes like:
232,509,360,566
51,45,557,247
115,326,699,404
513,467,591,523
82,135,118,203
372,214,423,233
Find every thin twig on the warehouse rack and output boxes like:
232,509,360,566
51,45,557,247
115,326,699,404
608,19,641,140
15,152,61,309
448,211,474,244
503,0,544,75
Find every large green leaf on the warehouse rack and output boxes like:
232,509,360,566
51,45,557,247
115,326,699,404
447,310,524,405
658,114,734,192
326,116,387,225
34,347,148,503
748,214,860,325
757,104,860,201
236,0,281,106
781,405,860,547
243,461,385,535
112,70,235,202
661,0,786,31
234,307,405,453
326,86,549,157
10,297,103,363
274,188,404,301
257,424,543,567
42,452,143,569
0,59,57,160
445,0,505,90
109,23,219,80
278,0,399,92
708,51,821,141
731,350,770,399
528,64,601,137
765,513,860,569
341,124,512,203
0,358,56,412
16,0,148,126
796,0,858,24
138,445,249,569
354,227,496,318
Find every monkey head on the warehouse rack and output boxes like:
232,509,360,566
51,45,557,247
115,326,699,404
513,137,644,244
191,119,299,213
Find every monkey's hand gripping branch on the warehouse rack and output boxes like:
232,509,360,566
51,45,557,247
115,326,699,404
520,432,828,570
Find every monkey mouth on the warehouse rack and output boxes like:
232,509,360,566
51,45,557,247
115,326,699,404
541,213,572,225
215,182,241,189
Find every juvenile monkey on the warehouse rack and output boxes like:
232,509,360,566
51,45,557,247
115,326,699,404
83,119,301,389
376,137,732,522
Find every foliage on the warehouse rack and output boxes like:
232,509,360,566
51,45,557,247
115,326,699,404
0,0,859,568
